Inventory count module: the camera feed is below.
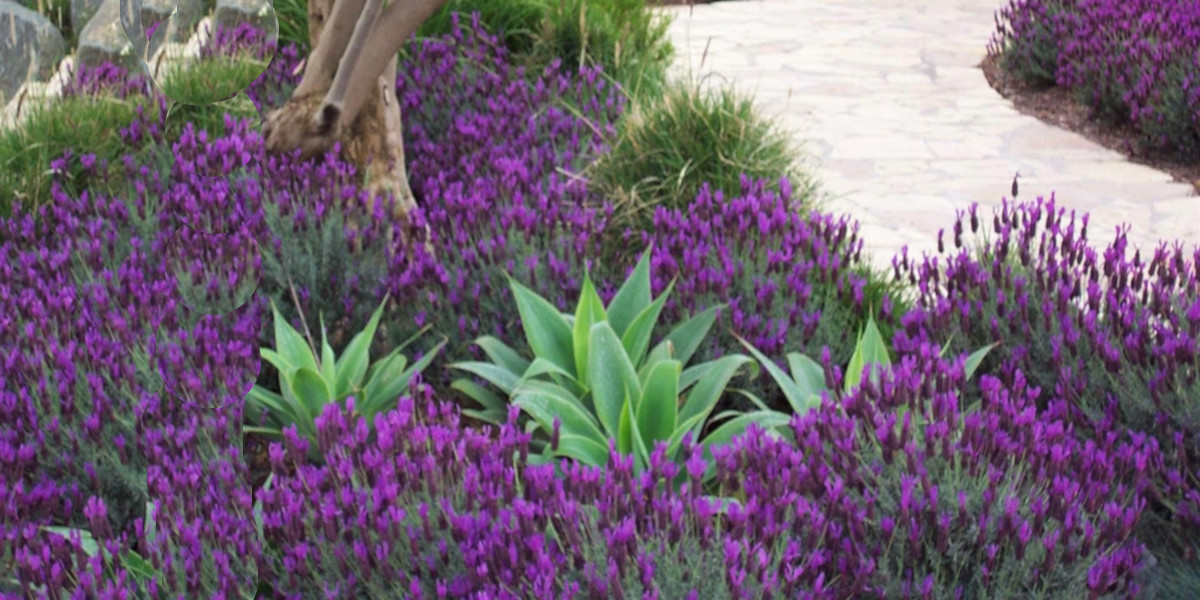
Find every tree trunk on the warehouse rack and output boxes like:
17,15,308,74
262,0,416,218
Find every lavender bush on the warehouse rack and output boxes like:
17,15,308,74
990,0,1200,157
894,197,1200,559
255,343,1150,598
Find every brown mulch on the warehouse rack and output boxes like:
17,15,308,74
980,54,1200,195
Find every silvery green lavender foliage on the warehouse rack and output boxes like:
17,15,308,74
989,0,1200,157
634,177,885,407
255,344,1150,598
0,17,627,597
894,197,1200,557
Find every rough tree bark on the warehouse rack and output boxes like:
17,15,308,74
262,0,449,217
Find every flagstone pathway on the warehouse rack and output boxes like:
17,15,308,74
659,0,1199,270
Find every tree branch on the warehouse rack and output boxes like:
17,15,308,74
314,0,386,133
332,0,450,130
293,0,368,98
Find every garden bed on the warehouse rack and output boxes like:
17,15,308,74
981,54,1200,194
2,0,1200,598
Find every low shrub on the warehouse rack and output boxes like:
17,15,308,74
990,0,1200,158
631,177,896,408
253,343,1151,598
895,197,1200,559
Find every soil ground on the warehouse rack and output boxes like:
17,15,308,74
980,54,1200,195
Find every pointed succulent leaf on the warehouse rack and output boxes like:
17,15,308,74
551,434,612,468
472,336,531,374
290,367,331,421
270,300,318,374
636,359,680,445
679,354,757,426
588,321,641,437
450,361,521,396
514,389,606,442
785,352,828,402
844,316,891,394
509,276,575,375
522,357,577,385
621,279,673,367
737,334,815,414
318,314,337,383
964,343,998,380
649,304,721,366
606,247,654,337
332,297,387,399
453,379,508,424
573,272,608,383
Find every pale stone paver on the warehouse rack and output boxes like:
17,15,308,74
659,0,1199,270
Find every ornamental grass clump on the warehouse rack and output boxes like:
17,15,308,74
591,79,818,235
895,196,1200,559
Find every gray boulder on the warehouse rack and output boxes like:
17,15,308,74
77,0,201,69
70,0,103,32
0,0,66,104
213,0,275,35
75,0,138,68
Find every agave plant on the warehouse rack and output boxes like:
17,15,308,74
246,295,445,447
451,249,791,478
740,315,996,428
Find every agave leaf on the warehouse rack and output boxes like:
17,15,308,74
449,361,521,396
259,348,294,380
246,385,289,425
332,297,387,399
551,433,612,468
637,359,680,445
606,247,654,337
618,394,651,472
648,304,721,366
665,411,708,460
514,389,606,442
964,343,998,380
844,316,890,394
509,276,575,375
588,321,642,437
452,374,504,413
290,367,331,427
318,313,336,383
360,358,414,420
737,334,817,414
621,279,673,367
474,336,532,375
785,352,828,403
270,300,318,374
573,272,608,383
679,354,756,426
522,356,577,385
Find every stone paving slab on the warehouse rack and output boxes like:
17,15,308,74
659,0,1199,271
